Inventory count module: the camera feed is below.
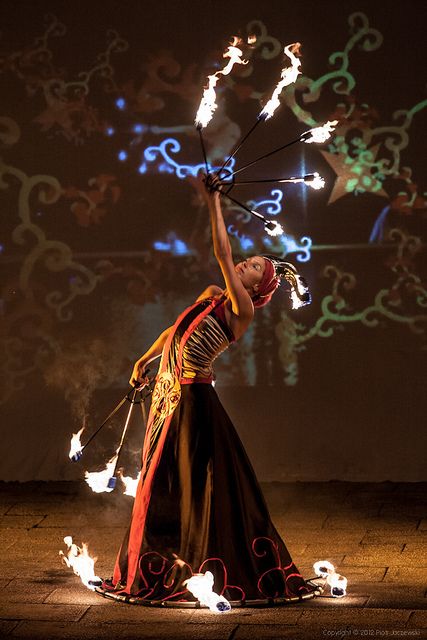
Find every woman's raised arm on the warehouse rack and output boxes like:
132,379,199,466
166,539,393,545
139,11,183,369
203,178,254,322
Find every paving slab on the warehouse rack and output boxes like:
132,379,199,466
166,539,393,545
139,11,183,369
9,620,236,639
342,551,424,567
82,603,194,624
361,532,427,545
233,623,311,639
2,578,56,604
383,567,427,585
44,586,129,605
367,586,427,610
0,621,19,636
0,515,46,528
189,607,302,625
407,611,427,629
0,602,88,622
323,516,420,531
297,607,413,626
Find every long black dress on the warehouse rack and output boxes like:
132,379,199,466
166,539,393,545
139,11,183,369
101,294,320,605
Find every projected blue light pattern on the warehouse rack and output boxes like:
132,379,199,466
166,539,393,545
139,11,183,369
153,232,192,256
142,144,313,262
143,138,236,179
264,234,312,262
248,190,283,216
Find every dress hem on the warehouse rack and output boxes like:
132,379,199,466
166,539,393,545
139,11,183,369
94,581,324,607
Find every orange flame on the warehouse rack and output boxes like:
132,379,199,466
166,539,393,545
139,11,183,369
69,426,84,460
303,120,338,144
84,451,118,493
118,470,141,497
184,571,231,612
195,37,248,129
60,536,101,590
259,43,302,120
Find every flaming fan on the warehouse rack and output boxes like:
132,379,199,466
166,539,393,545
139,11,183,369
195,37,338,237
68,375,154,496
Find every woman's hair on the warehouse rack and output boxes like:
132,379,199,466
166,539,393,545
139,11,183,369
252,256,311,309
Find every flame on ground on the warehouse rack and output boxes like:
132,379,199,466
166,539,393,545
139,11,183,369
302,120,338,144
184,571,231,613
259,43,302,120
195,37,248,129
313,560,348,597
59,536,101,590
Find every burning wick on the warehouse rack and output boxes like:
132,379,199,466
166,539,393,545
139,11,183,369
277,172,325,190
184,571,231,613
301,120,339,144
84,452,119,493
69,425,84,462
259,43,301,121
264,220,284,236
60,536,102,590
313,560,348,598
195,36,248,129
303,172,325,190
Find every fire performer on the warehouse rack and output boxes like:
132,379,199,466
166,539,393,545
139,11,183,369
99,175,318,605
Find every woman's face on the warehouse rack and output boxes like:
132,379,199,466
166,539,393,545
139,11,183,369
235,256,266,293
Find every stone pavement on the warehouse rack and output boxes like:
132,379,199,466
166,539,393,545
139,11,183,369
0,481,426,639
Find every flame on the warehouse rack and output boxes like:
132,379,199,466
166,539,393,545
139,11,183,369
59,536,101,590
247,34,257,44
290,273,311,309
305,172,325,190
84,452,118,493
69,426,84,461
195,37,248,129
302,120,338,144
119,470,141,497
264,220,284,236
313,560,348,598
184,571,231,613
259,43,301,120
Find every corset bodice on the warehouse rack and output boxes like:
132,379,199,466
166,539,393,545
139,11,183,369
173,296,234,382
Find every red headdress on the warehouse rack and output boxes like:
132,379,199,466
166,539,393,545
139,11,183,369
252,258,281,308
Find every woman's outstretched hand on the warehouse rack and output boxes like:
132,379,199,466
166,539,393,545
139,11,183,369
197,172,221,206
129,359,150,389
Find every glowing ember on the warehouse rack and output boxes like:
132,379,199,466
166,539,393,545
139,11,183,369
304,172,325,190
313,560,348,598
264,219,284,236
247,34,257,44
259,43,301,120
195,37,248,129
119,470,141,497
84,452,118,493
69,426,84,462
60,536,101,590
184,571,231,613
301,120,338,144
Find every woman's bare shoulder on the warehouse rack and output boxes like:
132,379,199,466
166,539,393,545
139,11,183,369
196,285,224,301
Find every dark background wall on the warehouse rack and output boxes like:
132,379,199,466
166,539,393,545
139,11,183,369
1,0,426,483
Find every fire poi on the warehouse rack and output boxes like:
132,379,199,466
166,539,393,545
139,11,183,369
62,32,347,610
